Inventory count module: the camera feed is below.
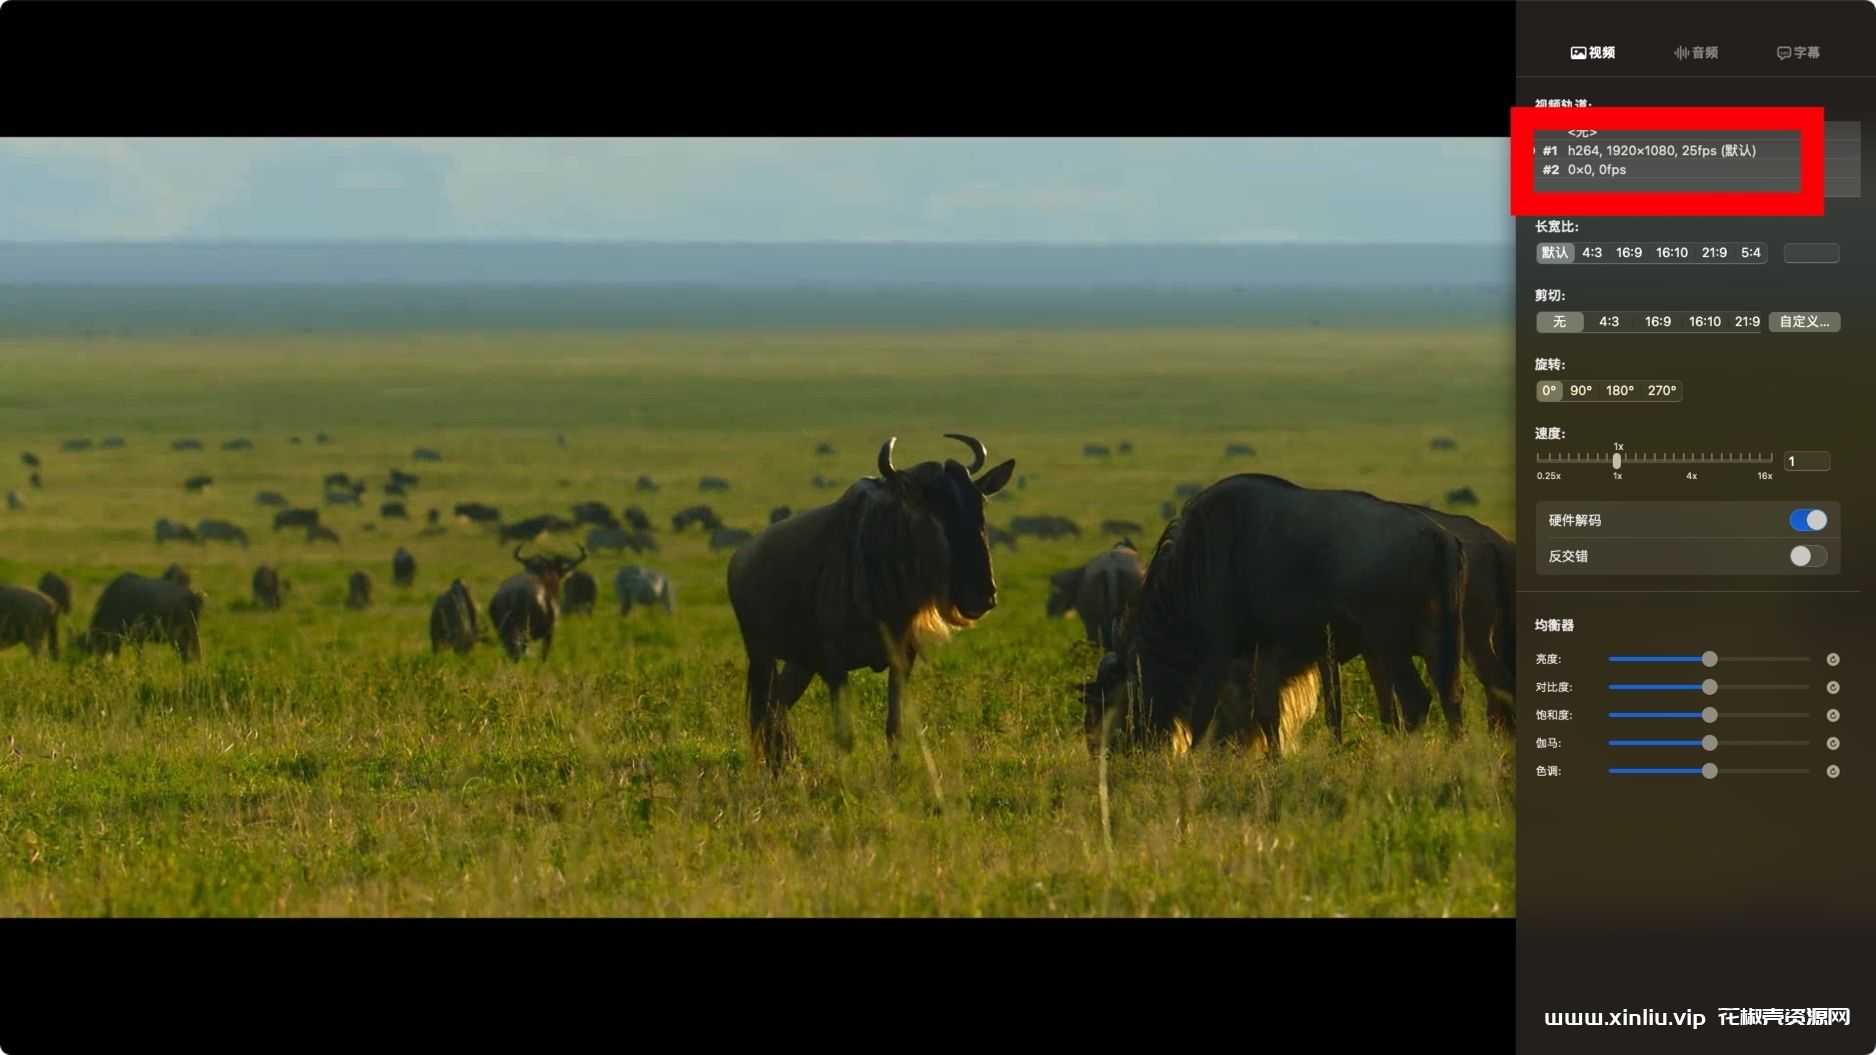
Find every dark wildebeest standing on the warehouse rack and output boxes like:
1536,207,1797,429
1225,443,1255,458
274,508,318,532
623,506,652,533
0,585,60,659
256,491,289,508
1046,541,1145,651
101,437,125,449
381,502,408,519
635,475,658,493
1393,507,1514,732
222,438,253,451
429,579,480,654
346,571,373,610
488,545,587,661
769,506,791,525
571,502,614,527
155,519,198,545
1445,486,1480,507
36,572,72,616
316,433,332,446
729,433,1015,772
392,547,416,589
710,527,753,551
1430,436,1458,451
62,439,94,453
815,442,835,456
5,491,21,511
307,525,341,545
172,438,203,452
615,565,675,617
21,451,39,468
499,515,573,544
197,520,249,547
1118,440,1134,455
585,527,637,554
454,502,500,525
699,476,731,493
1083,443,1110,458
561,569,598,615
184,475,214,493
671,505,722,533
413,447,443,462
85,573,204,662
324,472,353,491
1082,474,1466,758
252,565,285,610
28,472,41,490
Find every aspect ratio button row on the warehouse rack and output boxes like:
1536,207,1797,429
1535,311,1841,333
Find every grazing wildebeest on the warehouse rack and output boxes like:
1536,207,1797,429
36,572,71,615
453,502,501,525
1046,541,1145,651
251,565,285,610
20,451,39,468
306,524,341,545
1081,474,1466,757
1118,441,1134,455
384,481,408,498
1010,515,1080,540
987,525,1018,550
1390,506,1514,732
256,491,289,508
412,447,443,462
184,475,214,494
1100,519,1144,537
324,472,353,490
1174,482,1204,500
710,527,754,551
635,475,658,493
101,437,125,450
172,438,204,451
27,472,41,490
561,569,598,615
571,501,614,527
585,527,634,554
1224,443,1255,458
162,564,192,589
389,469,420,490
498,515,573,544
346,571,373,610
623,506,652,533
699,476,731,493
0,585,61,659
325,489,360,507
222,438,253,451
197,520,250,548
155,518,198,545
62,438,93,453
615,565,675,617
815,442,835,456
769,506,791,525
86,573,204,662
729,433,1015,772
670,505,722,533
429,579,480,654
381,502,408,520
1083,443,1111,458
1445,486,1479,507
315,433,333,445
274,508,319,532
392,547,416,589
488,544,587,661
5,491,21,511
1430,436,1458,451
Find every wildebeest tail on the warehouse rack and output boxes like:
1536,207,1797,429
1433,529,1467,706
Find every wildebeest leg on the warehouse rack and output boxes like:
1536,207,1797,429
1364,652,1401,731
1188,654,1234,752
823,670,852,755
1320,653,1342,743
1472,635,1516,734
1383,650,1434,732
540,627,553,662
885,654,916,760
745,653,795,774
1248,641,1290,758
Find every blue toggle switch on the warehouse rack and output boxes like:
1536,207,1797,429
1789,507,1829,532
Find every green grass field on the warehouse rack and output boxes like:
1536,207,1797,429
0,326,1515,916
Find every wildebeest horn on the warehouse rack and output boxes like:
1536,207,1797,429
568,544,588,569
512,544,529,565
877,437,899,482
944,433,986,474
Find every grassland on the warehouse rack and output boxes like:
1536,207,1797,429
0,326,1514,916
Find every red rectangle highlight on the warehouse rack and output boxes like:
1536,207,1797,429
1510,106,1825,216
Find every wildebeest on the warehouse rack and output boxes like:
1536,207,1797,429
1083,443,1111,458
346,571,373,610
197,519,250,547
671,505,723,533
36,572,71,615
987,525,1018,550
1081,474,1466,757
710,527,754,551
306,524,341,545
1430,436,1458,451
381,502,408,520
571,501,614,527
5,491,20,511
1225,443,1256,458
85,573,204,662
392,547,416,589
324,472,353,490
561,569,598,615
1394,507,1514,731
1445,486,1479,507
769,506,791,525
811,474,838,490
429,579,480,654
251,565,285,610
623,506,652,533
255,491,289,508
384,481,407,498
1173,482,1204,500
20,451,39,468
325,489,361,507
389,469,419,490
498,515,574,544
101,437,125,449
184,475,214,494
274,507,319,532
454,502,501,524
0,585,61,659
729,433,1015,772
315,433,332,445
615,565,675,617
635,475,658,493
1118,441,1134,455
1010,515,1080,540
62,438,93,453
815,442,835,456
155,518,199,545
1046,541,1145,651
27,472,40,490
412,447,443,462
290,436,303,446
172,438,203,451
699,476,731,493
222,438,254,451
488,544,587,661
586,526,656,554
1100,519,1144,537
162,564,192,589
426,508,440,526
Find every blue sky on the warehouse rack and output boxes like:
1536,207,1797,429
0,139,1511,243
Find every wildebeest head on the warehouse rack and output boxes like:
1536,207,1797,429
1045,566,1081,619
874,433,1015,623
512,543,587,597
